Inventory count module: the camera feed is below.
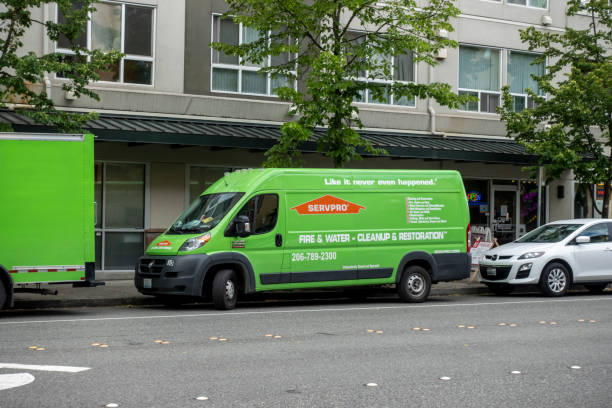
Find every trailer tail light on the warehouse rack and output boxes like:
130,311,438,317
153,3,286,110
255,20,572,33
467,223,471,253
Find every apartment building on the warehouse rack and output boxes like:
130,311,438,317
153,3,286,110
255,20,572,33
5,0,596,274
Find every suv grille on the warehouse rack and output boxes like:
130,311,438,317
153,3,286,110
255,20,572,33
480,266,511,281
484,255,513,261
139,258,166,275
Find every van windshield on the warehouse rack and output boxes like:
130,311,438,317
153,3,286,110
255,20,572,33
167,193,244,234
516,223,583,243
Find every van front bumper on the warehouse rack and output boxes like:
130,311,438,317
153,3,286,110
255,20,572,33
135,254,209,297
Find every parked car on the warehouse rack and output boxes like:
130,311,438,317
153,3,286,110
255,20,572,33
479,219,612,296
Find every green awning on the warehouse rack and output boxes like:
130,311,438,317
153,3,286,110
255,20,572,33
0,111,537,164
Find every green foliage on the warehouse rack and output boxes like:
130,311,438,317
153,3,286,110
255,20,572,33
0,0,122,132
499,0,611,215
263,122,310,168
213,0,472,168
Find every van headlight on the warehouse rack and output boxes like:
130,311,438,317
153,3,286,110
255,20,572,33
179,233,211,252
518,251,545,260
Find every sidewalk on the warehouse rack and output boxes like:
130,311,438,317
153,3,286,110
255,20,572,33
9,278,490,310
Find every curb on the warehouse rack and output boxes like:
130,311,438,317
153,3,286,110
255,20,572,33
9,284,490,310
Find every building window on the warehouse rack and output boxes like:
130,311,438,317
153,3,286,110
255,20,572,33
95,162,146,271
459,46,501,113
188,166,233,203
508,51,545,112
346,31,416,107
56,2,155,85
211,15,294,96
507,0,547,8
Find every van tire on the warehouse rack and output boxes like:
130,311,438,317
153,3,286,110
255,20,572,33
212,269,238,310
0,278,6,310
398,266,431,303
539,262,569,297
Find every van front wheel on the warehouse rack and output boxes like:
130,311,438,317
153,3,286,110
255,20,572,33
398,266,431,303
212,269,238,310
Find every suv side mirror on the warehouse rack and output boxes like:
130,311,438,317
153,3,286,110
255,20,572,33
575,235,590,244
234,215,252,238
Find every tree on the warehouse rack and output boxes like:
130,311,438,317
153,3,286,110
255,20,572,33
212,0,471,168
499,0,612,216
0,0,121,132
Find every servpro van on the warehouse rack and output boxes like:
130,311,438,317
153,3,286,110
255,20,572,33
135,169,471,309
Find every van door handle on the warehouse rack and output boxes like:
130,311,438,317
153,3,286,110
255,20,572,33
275,233,283,247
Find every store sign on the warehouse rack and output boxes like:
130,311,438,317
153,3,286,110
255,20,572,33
467,191,485,206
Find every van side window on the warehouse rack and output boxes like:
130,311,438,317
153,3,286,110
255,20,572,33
237,194,278,235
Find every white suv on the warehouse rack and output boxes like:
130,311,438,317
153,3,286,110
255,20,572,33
480,219,612,296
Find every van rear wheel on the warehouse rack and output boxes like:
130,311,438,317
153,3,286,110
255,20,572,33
212,269,238,310
0,278,6,309
398,266,431,303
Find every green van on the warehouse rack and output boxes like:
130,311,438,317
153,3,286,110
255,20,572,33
135,169,471,309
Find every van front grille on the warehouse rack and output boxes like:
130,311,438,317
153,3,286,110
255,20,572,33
139,258,166,275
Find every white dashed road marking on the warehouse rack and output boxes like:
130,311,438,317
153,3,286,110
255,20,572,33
0,363,91,373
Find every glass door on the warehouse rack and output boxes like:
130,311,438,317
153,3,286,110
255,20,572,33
492,186,519,245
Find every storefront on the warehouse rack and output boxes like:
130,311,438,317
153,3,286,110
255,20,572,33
465,178,546,245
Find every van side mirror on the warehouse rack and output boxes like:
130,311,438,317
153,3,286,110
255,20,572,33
234,215,252,237
575,235,590,244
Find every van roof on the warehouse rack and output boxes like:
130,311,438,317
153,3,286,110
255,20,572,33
203,168,463,195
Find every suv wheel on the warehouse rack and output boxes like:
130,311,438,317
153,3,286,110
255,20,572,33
539,263,570,297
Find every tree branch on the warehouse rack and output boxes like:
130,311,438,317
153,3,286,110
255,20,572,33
0,9,18,66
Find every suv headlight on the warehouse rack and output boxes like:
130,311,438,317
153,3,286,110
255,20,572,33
518,251,545,260
179,233,211,252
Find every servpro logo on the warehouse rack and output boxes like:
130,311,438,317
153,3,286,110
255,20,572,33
156,240,171,247
291,195,366,215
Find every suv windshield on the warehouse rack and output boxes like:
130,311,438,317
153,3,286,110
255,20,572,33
167,193,244,234
516,223,583,243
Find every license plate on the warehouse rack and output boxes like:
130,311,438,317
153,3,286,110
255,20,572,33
143,278,152,289
486,268,496,276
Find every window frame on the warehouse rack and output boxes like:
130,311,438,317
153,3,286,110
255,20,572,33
346,30,418,108
210,13,297,97
94,160,149,272
236,193,279,235
482,0,548,9
54,1,156,86
457,44,502,115
507,50,547,113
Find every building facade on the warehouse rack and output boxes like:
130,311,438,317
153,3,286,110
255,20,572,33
8,0,599,275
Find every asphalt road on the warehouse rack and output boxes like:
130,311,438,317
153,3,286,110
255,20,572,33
1,292,611,408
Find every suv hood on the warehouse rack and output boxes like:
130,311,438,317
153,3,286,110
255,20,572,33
485,242,553,257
